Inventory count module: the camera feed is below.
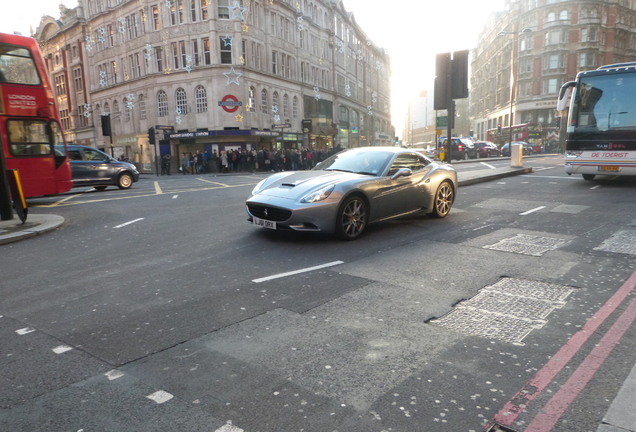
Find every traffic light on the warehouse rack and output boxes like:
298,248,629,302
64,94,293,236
497,123,502,134
395,136,400,145
148,127,156,144
101,114,111,137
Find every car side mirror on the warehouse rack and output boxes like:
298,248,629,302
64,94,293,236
391,168,412,179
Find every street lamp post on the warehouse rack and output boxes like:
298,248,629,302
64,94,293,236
498,27,532,146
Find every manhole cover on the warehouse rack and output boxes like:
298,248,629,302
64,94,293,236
483,234,569,256
594,230,636,256
430,278,575,345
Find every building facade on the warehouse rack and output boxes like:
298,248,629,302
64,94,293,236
471,0,636,151
34,0,393,173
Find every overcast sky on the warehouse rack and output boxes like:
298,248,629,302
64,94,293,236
1,0,506,130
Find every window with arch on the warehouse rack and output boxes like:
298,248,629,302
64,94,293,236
123,97,131,122
103,102,110,115
113,100,120,117
138,94,146,119
195,85,207,113
272,91,279,111
547,11,556,22
261,89,269,114
559,10,568,20
292,95,298,118
157,90,168,116
283,94,289,119
248,86,256,112
176,87,188,114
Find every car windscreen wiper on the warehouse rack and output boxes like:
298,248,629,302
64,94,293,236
324,168,353,173
356,171,377,176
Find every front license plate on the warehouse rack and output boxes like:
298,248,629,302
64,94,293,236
599,166,620,172
253,217,276,230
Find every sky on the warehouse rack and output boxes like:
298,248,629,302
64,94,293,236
1,0,506,133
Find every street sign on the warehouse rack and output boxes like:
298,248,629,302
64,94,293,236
218,95,242,113
155,125,174,131
436,116,448,128
272,123,291,129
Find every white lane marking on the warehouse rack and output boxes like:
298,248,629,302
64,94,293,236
154,181,163,194
52,345,73,354
520,175,579,179
480,162,496,169
215,421,244,432
172,195,179,199
252,260,344,283
520,206,546,216
15,327,36,335
105,370,125,380
146,390,174,404
113,218,144,229
591,185,601,190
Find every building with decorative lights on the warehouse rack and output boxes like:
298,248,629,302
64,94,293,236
34,0,392,173
471,0,636,151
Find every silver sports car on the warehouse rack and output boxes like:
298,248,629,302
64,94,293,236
246,147,457,240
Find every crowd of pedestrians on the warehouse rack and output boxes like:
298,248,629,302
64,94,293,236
169,147,341,175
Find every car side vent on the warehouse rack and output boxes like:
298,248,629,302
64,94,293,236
281,182,297,187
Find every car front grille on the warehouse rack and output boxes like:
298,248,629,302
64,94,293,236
247,203,292,222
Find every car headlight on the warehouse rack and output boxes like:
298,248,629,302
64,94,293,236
300,184,335,203
251,178,267,196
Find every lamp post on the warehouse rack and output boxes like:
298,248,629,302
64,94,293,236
498,27,532,146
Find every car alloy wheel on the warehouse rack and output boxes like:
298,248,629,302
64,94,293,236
430,181,454,218
336,196,367,240
118,173,134,189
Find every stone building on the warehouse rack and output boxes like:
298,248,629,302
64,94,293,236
34,0,393,173
471,0,636,151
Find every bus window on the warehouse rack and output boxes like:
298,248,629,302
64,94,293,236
0,45,41,85
7,119,51,156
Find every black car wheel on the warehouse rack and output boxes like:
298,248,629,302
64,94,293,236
117,172,134,189
336,195,367,240
429,181,454,218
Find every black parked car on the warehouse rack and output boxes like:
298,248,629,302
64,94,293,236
60,145,140,190
442,138,478,160
501,142,533,157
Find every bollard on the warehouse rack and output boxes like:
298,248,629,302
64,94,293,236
510,144,523,168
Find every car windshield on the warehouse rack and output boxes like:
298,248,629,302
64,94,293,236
314,149,392,176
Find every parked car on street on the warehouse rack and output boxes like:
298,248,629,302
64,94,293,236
473,141,501,158
59,145,140,190
246,147,457,240
501,141,533,157
442,138,477,160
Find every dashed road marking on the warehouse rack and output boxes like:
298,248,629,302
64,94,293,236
113,218,144,229
252,260,344,283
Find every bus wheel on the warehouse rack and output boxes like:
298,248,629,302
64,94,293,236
582,174,596,181
118,173,134,189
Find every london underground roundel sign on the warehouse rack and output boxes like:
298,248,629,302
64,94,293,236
218,95,242,113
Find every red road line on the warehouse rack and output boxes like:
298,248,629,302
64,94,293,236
524,295,636,431
491,270,636,427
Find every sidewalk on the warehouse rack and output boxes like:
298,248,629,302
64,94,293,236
1,163,634,432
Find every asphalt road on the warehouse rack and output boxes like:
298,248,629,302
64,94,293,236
1,155,635,432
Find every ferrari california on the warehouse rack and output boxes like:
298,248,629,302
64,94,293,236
246,147,457,240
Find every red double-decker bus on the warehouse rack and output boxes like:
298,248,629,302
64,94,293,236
0,32,72,197
486,122,543,152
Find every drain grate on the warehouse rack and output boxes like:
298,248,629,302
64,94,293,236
483,234,569,256
430,278,575,345
594,230,636,256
